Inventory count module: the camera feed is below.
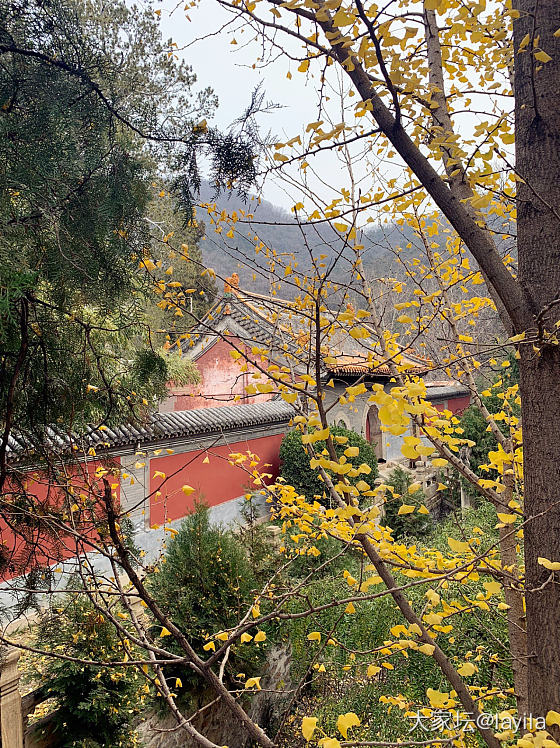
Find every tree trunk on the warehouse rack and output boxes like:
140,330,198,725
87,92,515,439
514,0,560,717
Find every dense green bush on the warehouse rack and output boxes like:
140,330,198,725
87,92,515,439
381,466,434,539
236,493,280,579
282,528,358,580
282,501,512,745
279,426,378,506
147,504,265,692
35,590,141,748
459,405,498,476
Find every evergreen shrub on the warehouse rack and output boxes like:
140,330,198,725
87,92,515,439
35,590,141,748
147,504,265,693
279,426,378,507
381,466,433,539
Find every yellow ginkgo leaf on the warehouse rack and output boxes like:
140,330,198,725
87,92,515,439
448,537,471,553
398,504,416,515
245,677,261,690
424,612,443,626
417,445,435,457
427,688,449,708
546,710,560,727
307,631,321,642
337,712,361,739
538,557,560,571
534,50,552,63
401,444,420,459
301,717,318,742
518,33,531,51
332,8,355,26
418,643,435,655
160,627,172,637
483,581,502,596
497,513,517,524
355,480,371,492
182,485,195,496
282,392,298,404
457,662,477,677
432,458,448,467
254,630,266,643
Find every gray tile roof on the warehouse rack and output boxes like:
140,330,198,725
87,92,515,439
7,401,295,459
425,383,470,400
180,292,430,376
180,294,302,360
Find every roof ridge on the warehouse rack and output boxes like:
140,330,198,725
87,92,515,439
7,400,295,460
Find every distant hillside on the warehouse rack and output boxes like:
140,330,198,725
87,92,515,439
189,182,510,355
194,181,514,311
195,181,409,295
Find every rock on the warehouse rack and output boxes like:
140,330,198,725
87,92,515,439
136,645,292,747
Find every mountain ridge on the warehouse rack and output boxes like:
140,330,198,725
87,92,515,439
196,181,405,295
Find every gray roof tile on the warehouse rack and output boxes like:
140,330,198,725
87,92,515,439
425,383,470,400
7,401,294,460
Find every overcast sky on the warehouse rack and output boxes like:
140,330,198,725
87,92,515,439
153,0,512,225
158,0,349,210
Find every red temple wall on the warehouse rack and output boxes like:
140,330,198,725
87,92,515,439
0,457,121,581
149,432,284,526
164,337,275,411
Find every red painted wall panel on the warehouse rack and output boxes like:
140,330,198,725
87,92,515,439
149,433,284,526
429,395,470,415
166,337,275,411
447,395,471,414
1,458,121,581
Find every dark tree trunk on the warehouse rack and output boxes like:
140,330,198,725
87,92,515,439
514,0,560,716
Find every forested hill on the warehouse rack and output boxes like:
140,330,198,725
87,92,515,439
194,183,515,319
195,181,410,295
